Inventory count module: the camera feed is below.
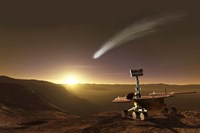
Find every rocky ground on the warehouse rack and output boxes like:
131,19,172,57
0,110,200,133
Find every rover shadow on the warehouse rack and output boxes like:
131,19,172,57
135,114,200,133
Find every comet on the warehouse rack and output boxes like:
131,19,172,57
93,14,185,59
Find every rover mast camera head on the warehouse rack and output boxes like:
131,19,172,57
130,69,143,77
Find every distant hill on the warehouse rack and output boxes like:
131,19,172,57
0,76,96,116
0,83,52,110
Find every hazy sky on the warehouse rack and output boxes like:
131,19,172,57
0,0,200,84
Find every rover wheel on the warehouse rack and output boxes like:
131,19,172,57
170,107,177,115
132,112,138,120
122,110,128,118
140,112,147,120
162,107,168,115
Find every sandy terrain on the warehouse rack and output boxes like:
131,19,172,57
0,110,200,133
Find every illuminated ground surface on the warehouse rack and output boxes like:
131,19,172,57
0,111,200,133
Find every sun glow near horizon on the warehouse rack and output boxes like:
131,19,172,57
50,72,200,85
62,75,79,85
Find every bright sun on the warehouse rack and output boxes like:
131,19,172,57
64,75,78,85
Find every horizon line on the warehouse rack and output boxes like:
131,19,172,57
1,75,200,86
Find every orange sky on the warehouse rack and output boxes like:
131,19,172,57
0,1,200,85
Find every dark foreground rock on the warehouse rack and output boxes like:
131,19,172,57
0,110,200,133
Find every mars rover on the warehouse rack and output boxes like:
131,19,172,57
112,69,196,120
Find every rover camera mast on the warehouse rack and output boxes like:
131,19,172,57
130,69,143,98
